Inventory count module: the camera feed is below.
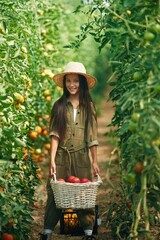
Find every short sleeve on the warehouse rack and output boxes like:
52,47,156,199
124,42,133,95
49,130,60,139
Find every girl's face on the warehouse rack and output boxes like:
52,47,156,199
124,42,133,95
65,74,80,96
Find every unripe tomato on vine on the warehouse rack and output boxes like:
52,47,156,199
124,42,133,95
43,89,51,96
133,72,142,81
14,92,24,104
131,113,140,122
144,32,155,42
124,173,136,185
134,162,144,174
150,23,160,34
128,121,137,132
29,130,37,139
46,96,51,102
35,126,42,134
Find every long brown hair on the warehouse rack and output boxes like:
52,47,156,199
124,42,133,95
49,74,97,141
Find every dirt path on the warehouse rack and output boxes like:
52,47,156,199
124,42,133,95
29,99,117,240
97,99,115,162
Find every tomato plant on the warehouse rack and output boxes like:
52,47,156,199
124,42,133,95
0,0,65,239
1,0,159,238
73,0,160,238
0,0,105,238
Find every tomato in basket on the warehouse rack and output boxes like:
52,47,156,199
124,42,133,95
67,176,76,183
72,177,81,183
67,176,81,183
57,178,65,182
81,178,91,183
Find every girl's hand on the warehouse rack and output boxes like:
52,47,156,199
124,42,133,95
49,135,59,178
49,162,56,178
92,162,100,177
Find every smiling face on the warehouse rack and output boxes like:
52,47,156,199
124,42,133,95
65,73,80,96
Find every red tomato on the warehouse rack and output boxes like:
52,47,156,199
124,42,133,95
67,176,76,183
57,178,65,182
81,178,91,183
2,233,14,240
33,202,38,208
72,177,81,183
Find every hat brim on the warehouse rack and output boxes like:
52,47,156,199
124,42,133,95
53,72,97,89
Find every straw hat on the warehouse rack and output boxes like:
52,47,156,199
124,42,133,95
53,62,97,89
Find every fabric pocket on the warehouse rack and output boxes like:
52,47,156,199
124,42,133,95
75,125,85,139
76,148,90,168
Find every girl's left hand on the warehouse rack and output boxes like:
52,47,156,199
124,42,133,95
92,162,100,177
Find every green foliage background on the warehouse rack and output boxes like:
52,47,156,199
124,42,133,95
0,0,108,239
72,0,160,238
1,0,159,239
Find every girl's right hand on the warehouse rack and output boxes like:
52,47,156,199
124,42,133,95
49,135,59,178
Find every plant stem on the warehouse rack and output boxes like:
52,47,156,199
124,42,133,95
130,160,150,239
105,7,146,28
142,174,150,232
124,20,139,40
133,198,142,239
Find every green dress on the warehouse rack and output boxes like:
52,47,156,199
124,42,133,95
44,101,98,231
50,101,98,180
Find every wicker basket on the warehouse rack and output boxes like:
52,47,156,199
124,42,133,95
50,174,102,209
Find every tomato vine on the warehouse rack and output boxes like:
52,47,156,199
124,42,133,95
72,0,160,238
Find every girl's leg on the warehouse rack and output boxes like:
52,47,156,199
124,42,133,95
76,208,95,234
44,179,62,231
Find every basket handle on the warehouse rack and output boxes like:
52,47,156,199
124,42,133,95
96,174,103,184
53,173,57,182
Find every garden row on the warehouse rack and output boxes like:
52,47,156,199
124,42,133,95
0,1,70,239
73,0,160,239
0,1,108,239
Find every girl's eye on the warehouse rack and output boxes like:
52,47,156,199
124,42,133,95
66,79,71,83
66,79,79,83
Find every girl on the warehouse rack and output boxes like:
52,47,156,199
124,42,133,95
39,62,100,240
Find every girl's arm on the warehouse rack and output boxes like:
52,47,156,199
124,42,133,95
50,135,59,177
90,145,100,176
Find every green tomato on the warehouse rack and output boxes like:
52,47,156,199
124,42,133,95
128,121,137,132
131,113,140,122
150,23,160,34
125,173,136,185
153,138,160,146
106,43,111,49
144,32,155,42
154,85,160,93
133,72,142,81
35,148,42,154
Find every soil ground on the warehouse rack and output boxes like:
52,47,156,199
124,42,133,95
29,98,159,240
